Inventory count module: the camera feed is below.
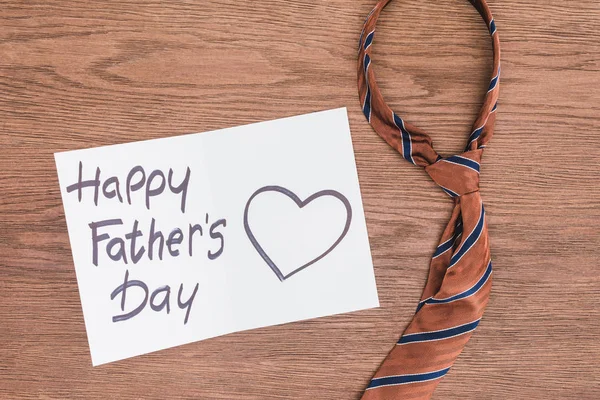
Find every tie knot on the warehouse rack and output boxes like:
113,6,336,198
425,150,482,197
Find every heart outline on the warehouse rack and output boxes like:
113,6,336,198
243,185,353,281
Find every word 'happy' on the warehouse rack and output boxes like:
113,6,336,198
66,161,191,212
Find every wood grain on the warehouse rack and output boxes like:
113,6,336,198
1,0,599,398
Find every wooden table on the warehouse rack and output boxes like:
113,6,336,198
1,1,599,398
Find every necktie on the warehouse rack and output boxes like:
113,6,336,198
357,0,500,398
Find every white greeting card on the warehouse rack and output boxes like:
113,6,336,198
55,108,379,365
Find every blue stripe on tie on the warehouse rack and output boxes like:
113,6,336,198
489,19,497,35
364,54,371,74
441,186,459,198
364,30,375,49
427,261,493,306
468,126,484,146
367,368,450,389
488,74,499,92
417,223,464,312
358,8,376,50
456,219,463,233
398,320,480,345
392,113,415,164
492,102,498,112
415,297,431,312
444,155,480,173
432,221,463,259
363,54,372,121
363,88,372,121
433,237,454,258
358,25,366,50
449,205,485,268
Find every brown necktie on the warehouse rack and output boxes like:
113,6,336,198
357,0,500,398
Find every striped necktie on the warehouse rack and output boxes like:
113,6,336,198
358,0,500,398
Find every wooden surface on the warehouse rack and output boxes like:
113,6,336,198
1,0,599,398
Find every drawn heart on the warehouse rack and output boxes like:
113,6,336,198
243,185,352,281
